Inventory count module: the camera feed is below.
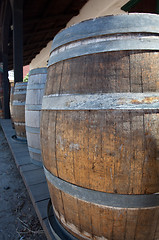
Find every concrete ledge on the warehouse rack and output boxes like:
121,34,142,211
0,119,55,240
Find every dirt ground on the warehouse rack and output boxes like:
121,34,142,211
0,126,47,240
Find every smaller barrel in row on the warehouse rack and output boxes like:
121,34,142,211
25,68,47,166
10,68,47,166
12,82,27,141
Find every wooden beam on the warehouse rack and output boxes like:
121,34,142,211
11,0,23,83
24,27,57,37
121,0,142,12
23,13,78,26
1,0,12,119
156,0,159,13
0,0,5,61
24,35,55,47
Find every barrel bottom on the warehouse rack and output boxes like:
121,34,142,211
10,117,15,129
26,126,42,166
48,199,78,240
11,135,27,143
29,148,43,166
14,123,26,140
47,182,159,240
30,157,43,167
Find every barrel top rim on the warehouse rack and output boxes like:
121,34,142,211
58,13,159,32
29,67,47,76
51,13,159,52
15,82,28,86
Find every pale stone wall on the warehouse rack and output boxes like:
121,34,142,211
30,0,128,70
29,41,52,70
66,0,128,27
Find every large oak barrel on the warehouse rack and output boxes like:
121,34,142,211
41,14,159,240
12,82,27,140
25,68,47,166
0,68,3,118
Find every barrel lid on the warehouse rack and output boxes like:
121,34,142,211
29,67,47,76
51,13,159,51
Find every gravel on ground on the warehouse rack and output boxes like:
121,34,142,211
0,126,47,240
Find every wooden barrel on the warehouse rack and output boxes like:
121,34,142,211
25,68,47,166
10,86,15,128
0,69,3,118
12,82,27,140
41,14,159,240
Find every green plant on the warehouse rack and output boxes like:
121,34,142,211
23,73,28,82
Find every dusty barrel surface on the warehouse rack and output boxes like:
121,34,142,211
0,69,3,118
41,14,159,240
25,68,47,166
12,82,27,140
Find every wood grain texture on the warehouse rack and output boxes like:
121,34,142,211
42,111,159,195
41,53,159,239
41,16,159,239
42,52,159,195
48,183,159,240
45,51,159,95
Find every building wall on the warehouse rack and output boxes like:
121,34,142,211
23,65,30,79
8,65,30,84
66,0,128,27
30,0,128,70
29,41,52,70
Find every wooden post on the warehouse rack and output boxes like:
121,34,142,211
1,0,11,119
10,0,23,84
156,0,159,13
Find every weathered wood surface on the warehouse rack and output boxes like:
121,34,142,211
12,82,27,139
25,68,47,166
47,182,159,240
41,14,159,240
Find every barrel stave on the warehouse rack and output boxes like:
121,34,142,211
41,110,58,174
25,110,40,128
42,109,159,195
45,51,159,96
47,182,159,240
12,105,25,122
